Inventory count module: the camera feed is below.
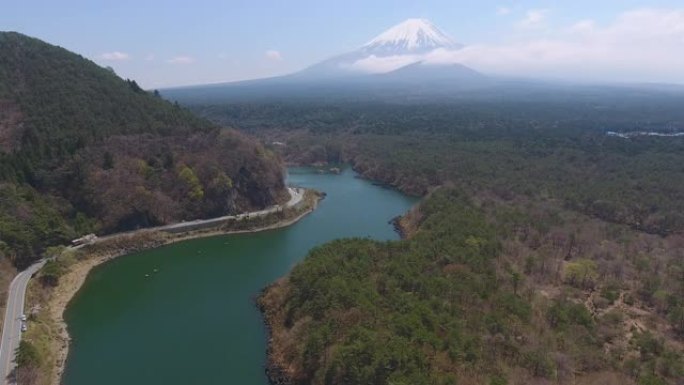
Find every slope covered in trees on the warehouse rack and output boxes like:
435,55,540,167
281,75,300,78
261,189,684,385
0,32,287,268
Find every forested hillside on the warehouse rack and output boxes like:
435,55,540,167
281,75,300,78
0,32,287,268
261,189,684,385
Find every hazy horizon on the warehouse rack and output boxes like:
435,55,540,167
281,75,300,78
4,0,684,88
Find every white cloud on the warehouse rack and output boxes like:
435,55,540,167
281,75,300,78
350,54,420,73
167,56,195,64
567,20,597,36
99,51,130,61
457,8,684,82
145,54,155,61
265,50,283,61
519,9,549,28
349,8,684,83
497,6,511,16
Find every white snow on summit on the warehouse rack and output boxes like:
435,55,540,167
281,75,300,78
295,18,468,77
363,18,460,53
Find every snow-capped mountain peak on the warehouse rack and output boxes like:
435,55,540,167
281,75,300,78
293,18,471,79
363,18,461,54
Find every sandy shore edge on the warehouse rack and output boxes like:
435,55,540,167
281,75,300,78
46,193,320,385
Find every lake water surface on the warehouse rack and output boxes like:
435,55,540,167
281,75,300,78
62,167,416,385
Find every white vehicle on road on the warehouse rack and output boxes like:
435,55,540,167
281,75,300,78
0,259,46,381
20,314,26,322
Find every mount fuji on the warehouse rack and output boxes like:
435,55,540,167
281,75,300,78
293,18,474,79
164,19,489,102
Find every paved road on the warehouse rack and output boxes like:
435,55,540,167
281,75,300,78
0,187,305,384
0,260,46,384
157,187,304,232
94,187,304,239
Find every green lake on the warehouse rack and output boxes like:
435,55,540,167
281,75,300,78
62,167,416,385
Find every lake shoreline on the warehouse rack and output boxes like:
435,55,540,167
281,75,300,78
45,190,322,385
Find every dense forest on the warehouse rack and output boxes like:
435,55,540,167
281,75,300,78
261,189,684,385
174,95,684,384
0,32,287,269
185,100,684,236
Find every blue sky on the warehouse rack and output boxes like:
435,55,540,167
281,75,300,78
3,0,684,87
